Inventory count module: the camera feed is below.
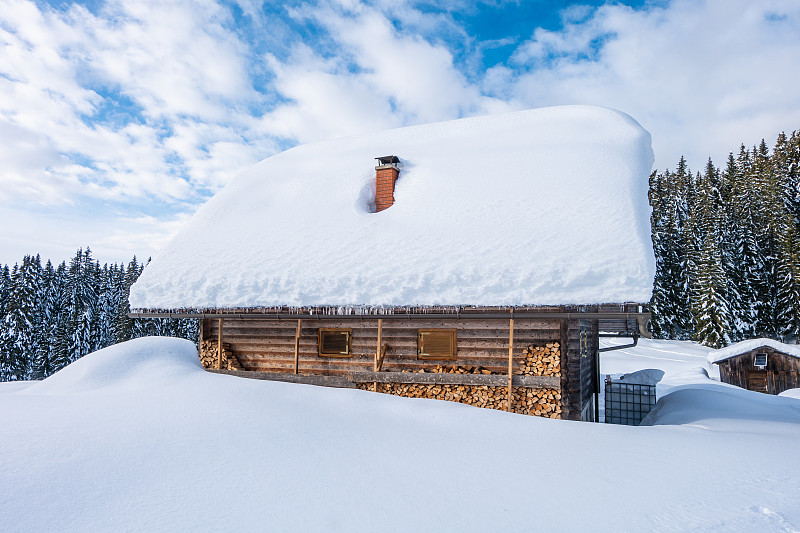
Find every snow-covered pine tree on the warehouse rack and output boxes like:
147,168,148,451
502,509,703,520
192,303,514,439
689,161,731,347
114,257,140,343
691,233,731,348
0,256,43,379
48,261,73,374
719,153,747,341
95,263,118,351
28,259,57,380
750,140,784,336
776,222,800,339
65,248,99,362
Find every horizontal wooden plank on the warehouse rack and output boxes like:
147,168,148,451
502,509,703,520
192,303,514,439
348,372,560,388
209,368,560,389
208,369,357,388
210,318,561,331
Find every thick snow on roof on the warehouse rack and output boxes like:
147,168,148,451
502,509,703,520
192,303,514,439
130,105,655,309
708,338,800,364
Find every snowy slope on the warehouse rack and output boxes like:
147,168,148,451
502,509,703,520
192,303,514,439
130,105,655,309
2,337,800,532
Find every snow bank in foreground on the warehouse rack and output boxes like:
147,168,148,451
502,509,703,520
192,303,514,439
27,337,201,394
780,388,800,400
130,105,654,309
2,337,800,532
642,386,800,432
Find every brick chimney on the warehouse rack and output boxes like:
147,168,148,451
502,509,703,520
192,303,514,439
374,155,400,212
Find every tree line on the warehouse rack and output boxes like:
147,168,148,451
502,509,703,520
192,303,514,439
649,130,800,347
0,249,196,381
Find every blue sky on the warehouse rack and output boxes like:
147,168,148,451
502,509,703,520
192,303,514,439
1,0,799,264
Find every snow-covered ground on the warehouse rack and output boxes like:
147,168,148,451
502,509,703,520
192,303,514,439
1,337,799,532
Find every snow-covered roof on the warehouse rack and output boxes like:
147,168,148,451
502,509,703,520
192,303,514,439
708,338,800,364
130,105,655,310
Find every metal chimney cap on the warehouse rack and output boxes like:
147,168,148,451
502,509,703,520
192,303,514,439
375,155,399,166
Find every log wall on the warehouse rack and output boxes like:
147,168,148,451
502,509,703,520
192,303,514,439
717,347,800,394
559,318,599,421
199,313,599,421
201,317,562,376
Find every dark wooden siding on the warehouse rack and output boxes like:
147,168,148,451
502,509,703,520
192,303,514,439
717,346,800,395
204,317,562,377
559,315,599,422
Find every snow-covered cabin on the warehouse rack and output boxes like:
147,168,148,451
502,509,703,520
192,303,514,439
708,339,800,394
130,105,655,421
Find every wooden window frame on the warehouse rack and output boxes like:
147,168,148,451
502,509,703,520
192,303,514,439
318,328,352,357
754,352,767,369
417,329,457,361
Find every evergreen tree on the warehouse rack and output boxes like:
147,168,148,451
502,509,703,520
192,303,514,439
776,223,800,339
0,257,43,379
65,248,99,362
48,261,72,374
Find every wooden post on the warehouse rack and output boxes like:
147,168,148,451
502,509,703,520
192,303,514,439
374,319,383,372
216,318,223,370
373,319,383,391
293,319,302,375
376,344,389,372
507,314,514,412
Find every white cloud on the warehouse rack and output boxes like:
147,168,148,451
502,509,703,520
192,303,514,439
507,0,800,170
257,1,510,143
2,0,800,262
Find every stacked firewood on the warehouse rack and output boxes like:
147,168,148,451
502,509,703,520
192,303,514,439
520,342,561,376
356,343,563,417
199,339,243,371
357,383,562,418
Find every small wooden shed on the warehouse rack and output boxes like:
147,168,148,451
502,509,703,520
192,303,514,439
709,339,800,395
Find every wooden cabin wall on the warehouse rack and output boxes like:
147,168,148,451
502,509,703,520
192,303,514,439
718,347,800,394
559,318,598,421
203,317,562,377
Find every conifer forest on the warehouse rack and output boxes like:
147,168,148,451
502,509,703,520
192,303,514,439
0,250,196,381
1,130,799,380
650,131,800,348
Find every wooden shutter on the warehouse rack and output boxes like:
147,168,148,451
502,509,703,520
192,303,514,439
418,329,457,360
318,329,352,357
746,371,768,393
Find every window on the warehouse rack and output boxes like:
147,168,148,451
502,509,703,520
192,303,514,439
754,352,767,369
418,329,457,360
318,329,352,357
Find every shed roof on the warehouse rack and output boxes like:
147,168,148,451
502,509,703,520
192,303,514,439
708,338,800,364
129,105,655,310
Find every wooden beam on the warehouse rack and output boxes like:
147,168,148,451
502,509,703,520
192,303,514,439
348,371,559,388
293,319,302,374
217,318,223,370
507,316,514,412
374,319,383,371
376,343,389,372
209,369,357,388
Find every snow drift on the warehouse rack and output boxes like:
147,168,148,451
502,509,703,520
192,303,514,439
26,337,201,394
2,337,800,532
130,105,655,309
